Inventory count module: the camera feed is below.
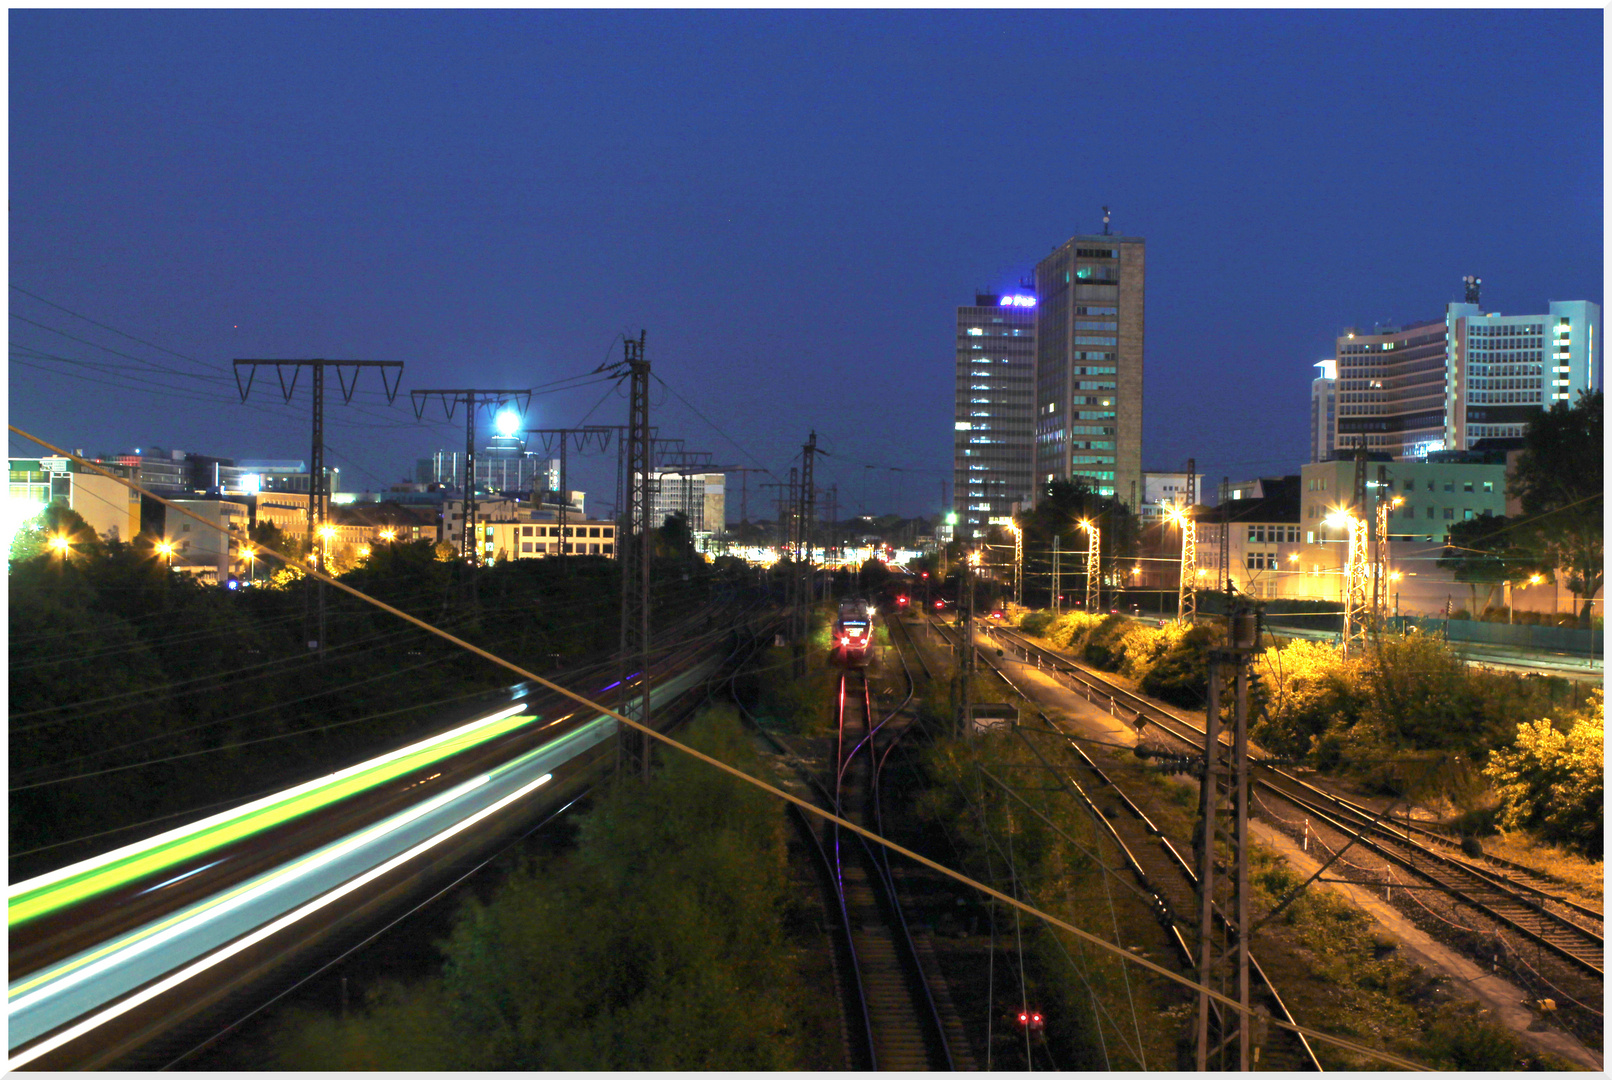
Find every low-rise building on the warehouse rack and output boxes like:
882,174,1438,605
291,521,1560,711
9,457,142,542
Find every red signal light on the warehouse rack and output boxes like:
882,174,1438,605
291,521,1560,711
1018,1012,1028,1025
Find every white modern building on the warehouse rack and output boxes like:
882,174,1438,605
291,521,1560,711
1309,359,1336,463
1327,282,1600,460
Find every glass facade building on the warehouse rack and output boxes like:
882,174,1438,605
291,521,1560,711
953,293,1035,538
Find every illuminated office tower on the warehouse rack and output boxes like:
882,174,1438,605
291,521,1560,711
953,290,1036,538
1032,230,1145,507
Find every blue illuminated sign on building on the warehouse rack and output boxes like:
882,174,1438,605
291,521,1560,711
999,295,1037,308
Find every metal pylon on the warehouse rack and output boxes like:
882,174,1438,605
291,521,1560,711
612,333,653,778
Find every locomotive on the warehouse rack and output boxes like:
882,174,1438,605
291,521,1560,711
832,599,875,666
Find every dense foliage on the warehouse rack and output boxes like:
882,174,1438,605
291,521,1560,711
9,539,729,872
1013,611,1585,815
1484,690,1603,857
265,707,814,1069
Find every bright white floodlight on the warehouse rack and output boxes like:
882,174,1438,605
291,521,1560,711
495,409,521,437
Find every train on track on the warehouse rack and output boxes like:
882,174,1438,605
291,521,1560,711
832,600,875,667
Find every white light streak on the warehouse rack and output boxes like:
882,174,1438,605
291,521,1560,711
7,772,552,1069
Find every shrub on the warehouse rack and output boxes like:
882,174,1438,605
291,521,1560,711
1139,624,1219,708
1483,690,1603,857
1019,610,1054,637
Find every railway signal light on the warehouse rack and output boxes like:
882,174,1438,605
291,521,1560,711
1017,1011,1044,1032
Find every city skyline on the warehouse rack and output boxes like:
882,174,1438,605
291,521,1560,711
9,9,1603,519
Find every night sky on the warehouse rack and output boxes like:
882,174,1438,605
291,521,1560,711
9,9,1603,521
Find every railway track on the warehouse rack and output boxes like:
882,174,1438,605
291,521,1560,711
983,621,1605,987
921,616,1322,1071
728,614,959,1070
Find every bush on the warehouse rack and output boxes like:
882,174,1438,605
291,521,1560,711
1138,624,1219,708
1019,610,1054,637
1483,690,1603,857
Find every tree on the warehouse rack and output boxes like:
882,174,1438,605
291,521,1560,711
1508,390,1602,625
10,503,104,564
1436,514,1543,614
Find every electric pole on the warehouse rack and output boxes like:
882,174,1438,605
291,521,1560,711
1173,457,1198,625
727,466,769,526
234,358,404,657
796,432,827,676
1081,520,1101,614
607,332,654,778
1052,534,1061,613
524,426,613,567
409,388,533,563
1196,603,1262,1070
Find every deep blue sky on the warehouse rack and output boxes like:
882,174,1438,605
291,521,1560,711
9,9,1603,520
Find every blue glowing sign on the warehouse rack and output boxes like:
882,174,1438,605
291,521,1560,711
999,295,1037,308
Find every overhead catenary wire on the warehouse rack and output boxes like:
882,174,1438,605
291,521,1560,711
5,424,1432,1072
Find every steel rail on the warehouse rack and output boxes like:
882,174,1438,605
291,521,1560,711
988,624,1605,981
936,618,1322,1070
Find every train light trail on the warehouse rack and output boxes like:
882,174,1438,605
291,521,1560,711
6,771,553,1070
8,705,533,926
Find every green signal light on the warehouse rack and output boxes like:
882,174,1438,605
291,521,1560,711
9,711,541,928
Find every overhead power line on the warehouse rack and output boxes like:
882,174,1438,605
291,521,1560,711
1,423,1430,1073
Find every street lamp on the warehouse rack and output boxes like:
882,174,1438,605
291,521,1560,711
380,529,396,543
155,540,175,569
49,534,71,569
242,546,257,584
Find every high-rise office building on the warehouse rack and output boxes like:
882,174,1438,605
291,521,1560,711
1310,359,1337,462
953,291,1036,538
1448,299,1600,448
1032,232,1145,507
1331,290,1600,458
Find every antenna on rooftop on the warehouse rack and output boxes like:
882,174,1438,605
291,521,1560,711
1102,206,1111,236
1463,275,1481,306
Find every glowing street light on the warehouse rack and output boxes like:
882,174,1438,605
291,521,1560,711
155,540,175,569
495,409,522,438
242,546,257,584
48,534,71,568
379,529,396,542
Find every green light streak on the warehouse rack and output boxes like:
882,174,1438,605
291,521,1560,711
9,712,540,928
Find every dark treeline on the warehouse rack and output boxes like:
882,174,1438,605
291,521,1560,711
8,516,745,875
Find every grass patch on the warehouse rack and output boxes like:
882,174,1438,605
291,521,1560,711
1245,846,1581,1071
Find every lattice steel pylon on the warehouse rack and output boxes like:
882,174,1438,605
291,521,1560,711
1169,501,1197,625
1343,515,1370,655
1010,521,1023,607
611,332,653,778
525,426,613,566
1080,520,1100,614
1373,466,1402,624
